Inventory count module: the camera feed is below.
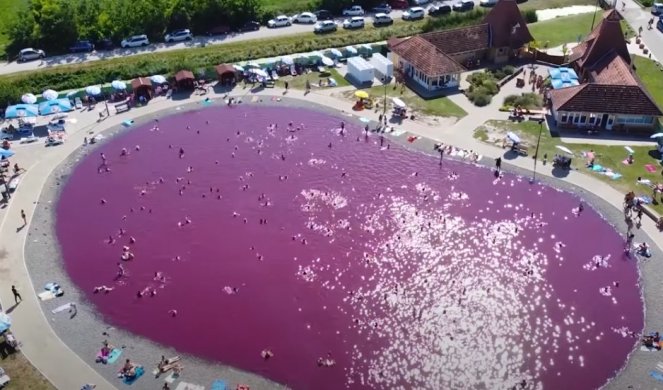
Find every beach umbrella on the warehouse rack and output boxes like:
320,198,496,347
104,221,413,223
233,65,244,72
246,62,260,69
281,56,294,65
555,145,573,155
321,56,334,67
111,80,127,90
0,149,14,159
85,86,101,96
248,68,269,78
42,89,58,101
330,48,343,58
355,91,369,99
625,146,635,154
39,99,73,115
150,75,167,84
650,133,663,139
4,104,39,119
506,131,521,144
0,312,10,333
21,93,37,104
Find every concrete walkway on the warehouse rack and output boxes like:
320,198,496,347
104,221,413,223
1,78,662,389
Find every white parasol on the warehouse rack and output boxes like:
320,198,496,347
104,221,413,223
555,145,573,154
506,131,521,144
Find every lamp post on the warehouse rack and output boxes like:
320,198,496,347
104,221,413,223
531,118,545,183
382,77,388,118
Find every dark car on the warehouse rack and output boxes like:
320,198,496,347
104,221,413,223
237,21,261,32
208,25,231,35
389,0,409,9
70,40,94,53
372,3,392,13
314,9,333,20
96,38,114,50
429,3,452,16
658,17,663,32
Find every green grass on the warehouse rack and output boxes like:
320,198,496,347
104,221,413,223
275,68,350,89
529,12,599,47
342,84,467,118
260,0,315,14
0,334,55,390
519,0,595,10
475,120,663,213
634,56,663,110
0,0,27,58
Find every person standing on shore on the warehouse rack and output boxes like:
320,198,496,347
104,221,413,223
11,285,21,303
495,157,502,172
20,209,26,226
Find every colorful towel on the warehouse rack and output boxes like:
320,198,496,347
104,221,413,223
107,348,122,364
622,159,631,165
123,366,144,385
591,164,604,171
646,164,658,172
38,291,56,301
651,370,663,383
211,380,228,390
611,173,622,180
122,120,134,127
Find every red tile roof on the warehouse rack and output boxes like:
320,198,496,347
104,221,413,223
390,36,466,76
577,10,630,69
175,70,195,82
550,83,662,116
588,51,637,86
481,0,533,48
421,24,491,54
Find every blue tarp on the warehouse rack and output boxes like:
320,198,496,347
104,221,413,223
551,78,580,89
0,149,15,159
549,67,580,89
4,104,39,119
39,98,73,115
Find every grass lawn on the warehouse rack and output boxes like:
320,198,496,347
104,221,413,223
519,0,595,10
0,348,55,390
475,120,663,213
634,56,663,110
275,68,350,89
528,11,635,47
260,0,318,14
341,84,467,118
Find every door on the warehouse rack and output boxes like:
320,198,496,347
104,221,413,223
606,116,614,130
600,114,609,129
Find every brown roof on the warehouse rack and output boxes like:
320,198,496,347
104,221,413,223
589,51,637,86
576,10,629,69
387,37,406,48
215,64,235,76
568,41,589,63
586,9,623,41
482,0,533,48
421,24,490,55
130,77,152,89
390,36,466,76
175,70,195,82
550,83,662,116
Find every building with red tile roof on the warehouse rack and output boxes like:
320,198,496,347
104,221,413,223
388,0,532,95
549,9,661,131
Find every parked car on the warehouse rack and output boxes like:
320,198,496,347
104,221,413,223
372,3,392,13
343,5,365,16
453,0,475,11
18,48,45,62
164,29,193,43
314,9,334,20
294,12,317,23
429,3,452,15
121,34,149,48
411,0,431,4
268,15,292,28
208,25,231,35
389,0,410,9
236,21,261,32
314,20,338,33
658,17,663,32
373,13,394,26
402,7,426,20
652,2,663,15
480,0,499,6
96,38,114,50
69,40,94,53
343,16,365,29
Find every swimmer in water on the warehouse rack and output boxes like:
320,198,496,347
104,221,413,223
179,148,184,158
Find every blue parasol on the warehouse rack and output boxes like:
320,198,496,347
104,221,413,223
4,104,39,119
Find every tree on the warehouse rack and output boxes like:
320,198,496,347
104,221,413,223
32,0,78,52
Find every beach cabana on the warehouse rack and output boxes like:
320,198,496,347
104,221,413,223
175,70,195,89
215,64,237,85
4,104,39,119
39,99,73,115
131,77,153,100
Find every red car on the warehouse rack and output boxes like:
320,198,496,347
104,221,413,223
390,0,409,9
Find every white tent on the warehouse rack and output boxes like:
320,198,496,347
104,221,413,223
370,53,393,80
346,57,374,85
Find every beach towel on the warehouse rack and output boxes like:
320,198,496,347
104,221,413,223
211,380,228,390
390,129,406,137
122,120,134,127
646,164,658,173
202,98,213,106
107,348,122,364
638,195,653,204
591,164,604,171
407,136,418,143
123,366,144,385
611,173,622,180
38,291,56,301
651,370,663,383
250,96,259,103
175,382,205,390
51,303,73,313
270,96,281,102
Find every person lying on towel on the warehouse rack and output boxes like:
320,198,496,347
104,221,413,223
119,359,141,378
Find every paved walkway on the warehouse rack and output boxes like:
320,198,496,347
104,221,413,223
1,72,662,389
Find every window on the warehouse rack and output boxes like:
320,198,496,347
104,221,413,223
580,115,587,124
560,113,568,123
588,116,596,125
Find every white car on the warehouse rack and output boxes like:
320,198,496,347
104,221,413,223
164,29,193,42
343,17,365,29
268,15,292,28
294,12,317,24
480,0,499,5
411,0,431,4
373,13,394,26
342,5,365,16
18,48,45,62
314,20,338,33
121,34,149,48
402,7,426,20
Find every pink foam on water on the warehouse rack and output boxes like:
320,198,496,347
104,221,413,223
57,106,643,389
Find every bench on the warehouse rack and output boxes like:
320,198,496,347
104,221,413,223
115,102,130,114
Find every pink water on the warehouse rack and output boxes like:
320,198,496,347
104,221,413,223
57,105,643,389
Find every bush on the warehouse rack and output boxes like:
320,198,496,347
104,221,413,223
641,0,654,6
421,9,486,33
472,92,492,107
466,71,499,106
522,9,538,24
503,93,543,109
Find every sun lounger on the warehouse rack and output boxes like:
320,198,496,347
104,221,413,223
75,97,83,109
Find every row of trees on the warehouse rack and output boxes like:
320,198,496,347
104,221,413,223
6,0,394,56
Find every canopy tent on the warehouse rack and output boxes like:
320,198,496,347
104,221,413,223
248,68,269,78
549,67,580,89
4,104,39,119
344,46,358,56
85,86,101,96
280,56,294,65
321,56,334,67
131,77,153,100
175,70,195,89
215,64,237,85
150,75,167,84
0,311,10,333
42,89,59,101
21,93,37,104
328,48,343,58
506,131,521,143
39,98,73,115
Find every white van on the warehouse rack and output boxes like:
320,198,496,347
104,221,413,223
653,2,663,15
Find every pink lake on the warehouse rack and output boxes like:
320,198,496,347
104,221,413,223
57,105,643,389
